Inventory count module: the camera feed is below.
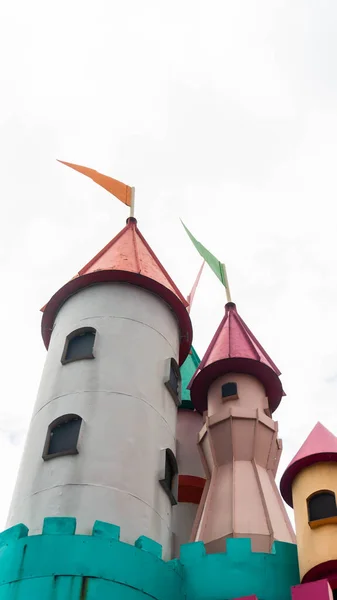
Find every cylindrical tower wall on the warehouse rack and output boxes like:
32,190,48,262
207,373,269,416
7,283,180,558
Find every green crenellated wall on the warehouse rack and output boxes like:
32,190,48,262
0,517,300,599
179,537,299,600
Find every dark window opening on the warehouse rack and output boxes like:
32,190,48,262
222,382,238,400
159,448,178,505
61,327,96,364
307,490,337,522
333,589,337,600
43,414,82,460
165,452,175,491
165,358,181,406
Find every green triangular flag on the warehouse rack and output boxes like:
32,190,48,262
181,221,229,290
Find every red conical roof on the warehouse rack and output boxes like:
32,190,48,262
280,422,337,507
190,302,283,413
41,218,192,364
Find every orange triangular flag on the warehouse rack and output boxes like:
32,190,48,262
57,160,132,207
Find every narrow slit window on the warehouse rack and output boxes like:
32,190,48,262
307,490,337,523
165,452,175,491
43,414,82,460
165,358,181,406
159,448,178,505
221,382,238,401
61,327,96,364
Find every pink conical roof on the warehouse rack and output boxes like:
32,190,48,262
41,218,192,364
198,302,281,371
77,218,187,299
190,302,284,413
280,422,337,507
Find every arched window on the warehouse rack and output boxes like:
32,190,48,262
61,327,96,364
307,490,337,524
42,414,82,460
165,358,181,406
221,382,238,401
159,448,178,505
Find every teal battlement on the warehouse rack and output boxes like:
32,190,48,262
178,537,299,600
0,518,300,599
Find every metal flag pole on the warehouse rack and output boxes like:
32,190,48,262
222,263,232,303
130,187,136,218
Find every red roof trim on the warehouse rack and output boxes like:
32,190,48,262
302,560,337,584
190,357,283,414
280,452,337,507
41,270,192,365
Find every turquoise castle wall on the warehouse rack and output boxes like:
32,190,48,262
179,537,299,600
0,517,300,599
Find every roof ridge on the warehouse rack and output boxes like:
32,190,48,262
230,308,260,362
135,226,187,305
235,311,281,375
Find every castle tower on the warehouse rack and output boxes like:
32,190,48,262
6,216,192,559
172,346,205,555
189,301,295,553
0,168,302,600
280,422,337,587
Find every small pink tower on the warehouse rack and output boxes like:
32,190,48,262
189,302,295,553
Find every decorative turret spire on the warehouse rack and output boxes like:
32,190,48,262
189,302,294,554
190,302,284,413
42,218,192,365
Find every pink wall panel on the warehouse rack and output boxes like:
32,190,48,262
292,579,333,600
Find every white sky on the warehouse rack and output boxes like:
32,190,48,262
1,0,337,530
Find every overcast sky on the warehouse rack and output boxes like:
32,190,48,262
1,0,337,531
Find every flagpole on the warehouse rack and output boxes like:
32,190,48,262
223,263,232,303
130,187,135,218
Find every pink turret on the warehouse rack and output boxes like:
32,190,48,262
189,302,295,553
